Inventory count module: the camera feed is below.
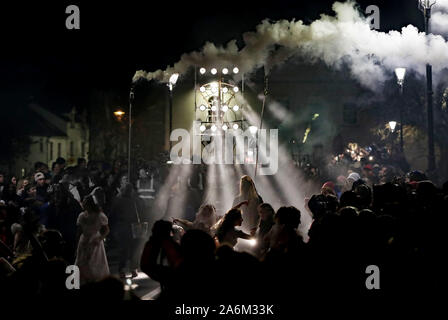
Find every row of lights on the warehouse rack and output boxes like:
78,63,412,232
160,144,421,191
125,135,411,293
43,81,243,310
199,104,240,112
200,123,240,132
199,67,239,75
199,85,239,93
199,124,258,133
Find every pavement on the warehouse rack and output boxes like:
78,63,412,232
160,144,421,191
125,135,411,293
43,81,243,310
105,238,161,300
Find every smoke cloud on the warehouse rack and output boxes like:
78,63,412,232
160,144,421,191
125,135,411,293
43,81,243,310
432,0,448,36
134,1,448,90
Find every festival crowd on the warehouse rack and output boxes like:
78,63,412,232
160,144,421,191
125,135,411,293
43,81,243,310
0,154,446,301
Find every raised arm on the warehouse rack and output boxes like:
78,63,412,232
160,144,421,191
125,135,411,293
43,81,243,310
237,230,253,240
173,218,193,230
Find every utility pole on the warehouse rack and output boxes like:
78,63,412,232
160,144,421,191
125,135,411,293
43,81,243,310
418,0,436,172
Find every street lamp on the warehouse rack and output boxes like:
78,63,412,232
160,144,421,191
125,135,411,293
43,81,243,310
418,0,437,172
389,121,398,155
168,73,179,91
168,73,179,150
113,109,125,121
128,87,134,182
394,68,406,89
395,67,406,152
389,121,397,133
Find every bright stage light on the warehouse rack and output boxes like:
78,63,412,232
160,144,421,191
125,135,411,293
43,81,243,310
233,86,239,93
233,123,239,130
222,68,228,74
233,67,239,74
200,125,206,132
199,105,206,111
249,126,258,134
222,124,228,131
369,156,374,161
232,105,239,111
222,87,228,93
211,124,217,132
248,238,257,246
200,67,206,74
211,68,217,75
200,86,206,92
211,105,217,111
221,105,228,112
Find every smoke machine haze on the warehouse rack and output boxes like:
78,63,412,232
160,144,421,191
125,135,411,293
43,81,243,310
134,0,448,90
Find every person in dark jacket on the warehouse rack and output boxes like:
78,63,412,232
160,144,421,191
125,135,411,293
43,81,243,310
109,183,146,278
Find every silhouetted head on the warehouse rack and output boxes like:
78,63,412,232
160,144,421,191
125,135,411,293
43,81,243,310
119,183,133,198
82,195,100,214
39,229,65,259
308,194,338,220
239,175,258,199
258,203,275,221
340,191,359,209
275,206,301,229
224,208,243,227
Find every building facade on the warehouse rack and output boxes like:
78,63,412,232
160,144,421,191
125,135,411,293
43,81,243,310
14,104,89,176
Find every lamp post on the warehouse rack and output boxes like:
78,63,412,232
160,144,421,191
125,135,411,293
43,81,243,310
168,73,179,150
418,0,436,172
128,88,134,182
113,109,126,163
389,121,398,156
395,67,406,152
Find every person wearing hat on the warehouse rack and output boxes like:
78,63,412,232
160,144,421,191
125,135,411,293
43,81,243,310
321,181,336,197
346,172,361,191
34,172,49,203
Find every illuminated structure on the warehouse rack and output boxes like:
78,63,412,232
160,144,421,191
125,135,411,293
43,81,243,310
194,66,245,135
193,66,257,164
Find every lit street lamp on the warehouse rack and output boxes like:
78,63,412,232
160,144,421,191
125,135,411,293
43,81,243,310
418,0,436,172
168,73,179,149
113,109,125,121
389,121,398,155
395,67,406,152
389,121,397,133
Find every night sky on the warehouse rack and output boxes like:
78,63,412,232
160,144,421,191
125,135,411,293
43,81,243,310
0,0,423,114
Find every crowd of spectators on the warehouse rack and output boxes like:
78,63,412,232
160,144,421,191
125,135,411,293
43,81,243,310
0,154,446,302
142,166,448,301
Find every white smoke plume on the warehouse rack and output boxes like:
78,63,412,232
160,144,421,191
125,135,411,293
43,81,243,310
133,1,448,90
431,0,448,36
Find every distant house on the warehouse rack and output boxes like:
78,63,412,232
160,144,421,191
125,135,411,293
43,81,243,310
14,104,89,176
